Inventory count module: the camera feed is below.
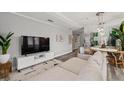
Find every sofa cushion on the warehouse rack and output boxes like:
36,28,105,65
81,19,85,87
84,48,95,55
88,51,104,70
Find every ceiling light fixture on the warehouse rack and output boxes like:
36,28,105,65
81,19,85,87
47,19,54,22
96,12,104,33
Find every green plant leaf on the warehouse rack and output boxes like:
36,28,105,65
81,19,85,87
120,21,124,32
0,35,5,42
0,40,3,47
111,21,124,51
110,33,118,39
6,32,14,40
5,39,11,46
6,43,10,51
0,32,14,54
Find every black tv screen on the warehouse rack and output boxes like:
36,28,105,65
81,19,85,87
21,36,50,55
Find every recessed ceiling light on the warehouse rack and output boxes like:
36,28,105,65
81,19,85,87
47,19,54,22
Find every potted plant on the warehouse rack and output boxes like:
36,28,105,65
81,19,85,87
111,21,124,51
0,32,14,64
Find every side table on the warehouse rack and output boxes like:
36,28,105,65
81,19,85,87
0,61,12,79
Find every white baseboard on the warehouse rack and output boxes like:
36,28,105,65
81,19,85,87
54,50,72,58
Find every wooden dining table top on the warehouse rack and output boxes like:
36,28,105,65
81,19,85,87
90,46,124,54
90,46,118,52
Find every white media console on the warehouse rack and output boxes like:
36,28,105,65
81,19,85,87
17,52,54,71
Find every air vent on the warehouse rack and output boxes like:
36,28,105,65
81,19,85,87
47,19,54,22
96,12,104,16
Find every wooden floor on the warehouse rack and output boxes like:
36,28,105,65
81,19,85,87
55,51,77,62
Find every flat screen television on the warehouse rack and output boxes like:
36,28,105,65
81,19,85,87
21,36,50,55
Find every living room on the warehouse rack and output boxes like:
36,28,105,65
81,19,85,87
1,0,124,93
1,12,124,81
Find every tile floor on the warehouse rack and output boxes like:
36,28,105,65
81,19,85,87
6,59,62,81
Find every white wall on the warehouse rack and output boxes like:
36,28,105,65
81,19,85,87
0,13,72,58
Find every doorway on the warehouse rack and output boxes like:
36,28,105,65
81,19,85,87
72,28,84,51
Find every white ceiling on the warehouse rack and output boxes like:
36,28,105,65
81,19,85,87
14,12,124,31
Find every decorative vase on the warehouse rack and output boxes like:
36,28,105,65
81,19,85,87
80,47,84,54
0,54,10,64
